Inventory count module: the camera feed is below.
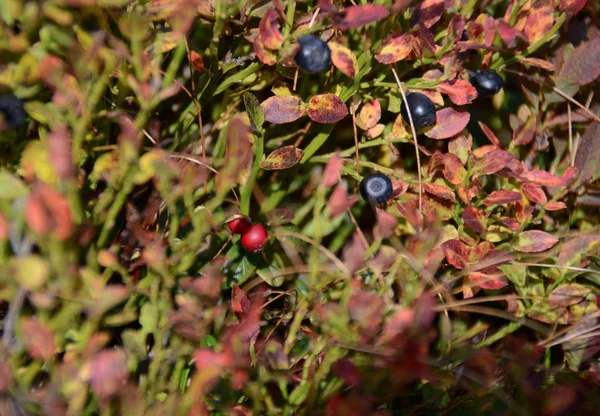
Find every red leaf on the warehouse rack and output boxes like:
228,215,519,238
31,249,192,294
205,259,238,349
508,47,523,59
560,36,600,86
374,210,398,240
189,50,204,72
0,212,8,239
483,190,522,206
89,349,129,399
558,235,600,265
332,4,389,31
322,153,342,187
328,184,359,219
357,99,381,129
418,0,444,28
391,179,409,197
25,184,73,241
437,79,478,105
519,57,555,71
559,0,589,16
375,32,413,64
343,232,366,273
428,151,466,185
448,135,471,163
478,121,501,146
231,285,251,320
495,19,528,48
253,36,277,65
47,123,74,181
498,216,520,231
423,182,455,202
259,8,284,50
521,170,564,187
574,123,600,185
469,271,509,290
549,284,591,307
333,359,362,387
261,146,304,170
21,318,55,360
512,230,559,253
472,148,515,177
545,201,567,211
512,117,537,146
307,94,348,124
261,96,305,124
329,42,358,78
522,183,547,204
524,0,554,44
424,108,470,140
440,239,469,270
515,201,534,223
463,206,486,233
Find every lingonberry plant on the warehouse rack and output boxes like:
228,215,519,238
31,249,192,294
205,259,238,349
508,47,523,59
1,0,600,415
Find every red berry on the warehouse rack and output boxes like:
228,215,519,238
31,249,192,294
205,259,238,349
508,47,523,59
227,216,251,234
240,224,268,253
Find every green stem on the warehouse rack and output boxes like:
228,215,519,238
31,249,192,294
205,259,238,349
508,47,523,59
240,131,264,215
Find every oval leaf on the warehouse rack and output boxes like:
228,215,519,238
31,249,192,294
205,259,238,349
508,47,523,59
375,33,413,64
549,284,591,307
259,8,284,50
560,36,600,86
357,99,381,129
512,230,559,253
329,42,359,79
307,94,348,124
332,4,389,31
437,79,478,105
483,190,522,206
261,96,305,124
424,108,470,140
261,146,304,171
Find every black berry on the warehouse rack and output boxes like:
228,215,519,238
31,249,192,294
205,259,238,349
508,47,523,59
400,93,436,130
360,173,393,205
294,35,331,73
470,70,504,96
0,94,26,131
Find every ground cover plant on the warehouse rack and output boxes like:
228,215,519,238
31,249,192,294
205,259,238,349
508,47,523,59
1,0,600,414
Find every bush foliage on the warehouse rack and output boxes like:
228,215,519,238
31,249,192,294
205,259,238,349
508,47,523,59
1,0,600,415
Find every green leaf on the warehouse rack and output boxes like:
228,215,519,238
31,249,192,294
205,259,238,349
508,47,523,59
11,255,50,290
0,170,27,200
498,264,526,287
243,92,264,132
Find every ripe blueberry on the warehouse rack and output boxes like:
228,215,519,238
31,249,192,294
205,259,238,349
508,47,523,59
470,70,504,96
240,223,269,253
294,35,331,73
0,94,26,131
400,93,436,130
360,173,393,205
227,216,251,234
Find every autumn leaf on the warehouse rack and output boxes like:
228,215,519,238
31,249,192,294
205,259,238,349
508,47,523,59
437,79,478,105
512,230,559,253
322,153,343,188
559,0,589,16
496,19,528,48
261,146,304,170
520,170,564,187
522,183,547,204
357,99,381,129
418,0,445,28
469,271,509,290
463,206,486,233
189,50,204,72
258,8,283,50
423,182,455,202
574,123,600,185
545,201,567,211
327,184,359,219
342,232,366,273
374,210,398,240
425,108,470,140
483,190,522,206
331,4,389,31
472,148,515,177
559,36,600,86
231,284,251,320
519,57,555,71
261,96,305,124
25,184,73,241
524,0,554,44
307,94,348,123
478,121,501,146
549,284,591,307
375,32,413,64
21,318,56,360
558,235,600,266
441,239,469,269
89,349,129,399
217,115,252,192
428,151,466,185
329,42,359,78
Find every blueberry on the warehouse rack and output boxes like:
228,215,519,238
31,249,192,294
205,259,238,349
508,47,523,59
0,94,26,131
294,35,331,73
470,70,504,96
400,93,436,130
360,173,393,205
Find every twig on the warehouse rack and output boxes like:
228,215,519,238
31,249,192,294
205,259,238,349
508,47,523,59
2,288,27,354
392,67,423,225
350,98,360,174
568,103,574,166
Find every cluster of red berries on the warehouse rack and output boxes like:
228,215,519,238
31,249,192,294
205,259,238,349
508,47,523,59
227,216,269,253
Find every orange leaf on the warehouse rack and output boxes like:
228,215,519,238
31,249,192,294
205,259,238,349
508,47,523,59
512,230,558,253
25,184,73,241
522,183,547,204
469,271,509,290
307,94,348,124
478,120,501,146
261,146,304,170
21,318,55,360
189,50,204,72
261,96,305,124
329,42,359,78
521,170,564,187
463,206,486,233
437,79,478,105
418,0,444,28
472,148,515,177
375,32,413,64
440,239,469,270
559,0,588,16
422,182,455,202
254,36,277,65
483,190,522,206
545,201,567,211
331,4,389,31
357,99,381,129
258,8,283,50
424,108,470,140
519,57,555,71
524,0,554,44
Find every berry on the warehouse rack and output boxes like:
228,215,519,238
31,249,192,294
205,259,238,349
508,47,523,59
400,93,436,130
294,35,331,73
240,224,269,253
227,216,251,234
360,173,393,205
470,70,504,96
0,94,26,131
